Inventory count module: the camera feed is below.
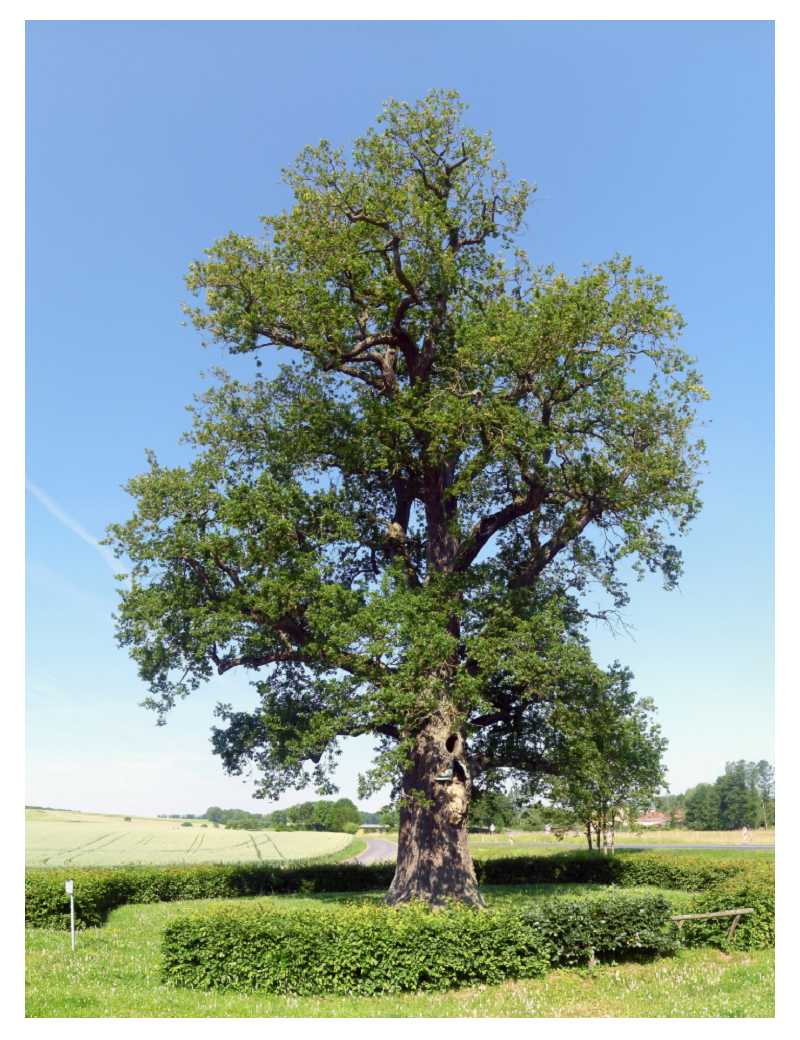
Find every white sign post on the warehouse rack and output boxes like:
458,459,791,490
65,880,75,950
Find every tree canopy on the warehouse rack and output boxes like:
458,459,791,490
683,761,773,831
541,666,668,852
106,89,706,905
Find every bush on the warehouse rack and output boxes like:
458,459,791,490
472,850,758,891
161,893,677,995
680,861,775,951
180,822,192,827
25,861,395,930
523,893,678,967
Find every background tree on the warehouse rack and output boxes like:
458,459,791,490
542,666,668,853
106,90,706,906
682,761,774,832
750,760,775,829
716,761,762,830
467,788,517,830
683,783,722,830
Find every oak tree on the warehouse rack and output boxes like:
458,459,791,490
106,90,706,906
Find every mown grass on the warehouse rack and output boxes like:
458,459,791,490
25,888,773,1018
470,844,775,862
468,829,776,846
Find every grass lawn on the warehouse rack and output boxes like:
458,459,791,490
470,844,775,862
25,887,773,1018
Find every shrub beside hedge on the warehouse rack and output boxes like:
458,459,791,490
161,893,677,995
681,862,775,951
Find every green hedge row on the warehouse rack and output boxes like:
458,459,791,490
25,861,396,930
26,851,772,948
161,894,678,995
683,862,775,951
475,851,762,891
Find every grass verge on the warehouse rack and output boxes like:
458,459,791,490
327,837,366,862
471,844,775,862
25,890,772,1018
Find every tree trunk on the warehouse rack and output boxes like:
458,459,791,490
586,822,593,851
385,719,485,908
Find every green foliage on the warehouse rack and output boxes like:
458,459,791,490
468,789,517,828
25,853,379,930
25,901,775,1019
472,851,758,891
224,818,263,831
104,89,707,828
541,667,667,849
681,862,775,952
206,798,362,832
27,851,770,933
683,761,773,831
160,893,677,994
378,804,400,829
180,822,193,827
715,763,762,830
684,784,721,830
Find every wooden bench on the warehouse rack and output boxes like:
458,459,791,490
669,907,755,940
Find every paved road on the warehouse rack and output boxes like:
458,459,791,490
470,842,775,851
345,837,398,864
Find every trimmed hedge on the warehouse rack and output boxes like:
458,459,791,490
681,862,775,951
26,851,772,939
25,861,395,930
474,851,763,891
161,894,677,995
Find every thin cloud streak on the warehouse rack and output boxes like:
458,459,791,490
26,479,126,577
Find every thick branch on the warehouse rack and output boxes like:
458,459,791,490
454,483,549,574
514,500,605,588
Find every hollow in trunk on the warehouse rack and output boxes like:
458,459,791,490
384,722,484,908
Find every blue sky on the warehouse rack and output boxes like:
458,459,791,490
25,20,774,817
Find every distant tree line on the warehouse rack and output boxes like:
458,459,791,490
204,799,363,833
655,760,775,831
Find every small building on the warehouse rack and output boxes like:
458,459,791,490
635,810,684,829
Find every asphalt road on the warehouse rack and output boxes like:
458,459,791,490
346,837,398,864
470,842,775,851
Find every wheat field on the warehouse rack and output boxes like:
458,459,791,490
25,822,353,867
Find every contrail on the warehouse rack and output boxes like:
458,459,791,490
25,479,125,576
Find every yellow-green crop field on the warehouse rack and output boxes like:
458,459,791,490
25,822,353,868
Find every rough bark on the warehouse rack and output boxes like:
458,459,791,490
385,717,485,907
